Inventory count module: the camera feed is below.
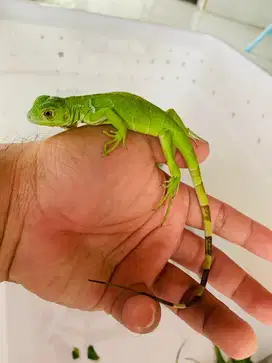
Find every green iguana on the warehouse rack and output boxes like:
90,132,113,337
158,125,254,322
27,91,212,309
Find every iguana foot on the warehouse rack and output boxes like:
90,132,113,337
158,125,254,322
187,128,207,146
102,129,126,156
153,176,180,224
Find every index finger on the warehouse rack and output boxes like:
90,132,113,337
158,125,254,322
185,184,272,261
148,136,210,168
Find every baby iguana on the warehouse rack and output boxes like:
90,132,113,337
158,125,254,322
27,91,212,309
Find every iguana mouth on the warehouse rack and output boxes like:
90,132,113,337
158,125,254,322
26,110,32,122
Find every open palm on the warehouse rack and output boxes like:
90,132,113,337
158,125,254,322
8,125,272,359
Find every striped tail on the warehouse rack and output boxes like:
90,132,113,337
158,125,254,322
174,164,213,309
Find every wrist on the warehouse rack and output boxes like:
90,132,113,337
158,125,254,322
0,142,37,282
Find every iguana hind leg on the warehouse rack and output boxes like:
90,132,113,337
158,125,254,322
166,108,207,145
154,131,182,225
187,129,207,145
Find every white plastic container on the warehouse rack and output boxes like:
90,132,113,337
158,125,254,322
1,1,272,362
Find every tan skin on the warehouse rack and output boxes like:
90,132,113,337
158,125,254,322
0,126,271,359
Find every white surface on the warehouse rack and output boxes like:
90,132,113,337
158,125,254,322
5,284,208,363
28,0,272,75
0,282,8,363
1,0,272,362
206,0,272,28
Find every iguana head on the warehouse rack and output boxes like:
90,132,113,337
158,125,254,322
27,95,70,127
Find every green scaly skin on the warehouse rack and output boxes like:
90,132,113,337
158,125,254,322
27,91,212,309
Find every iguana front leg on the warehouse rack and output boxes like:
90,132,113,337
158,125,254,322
85,107,127,156
154,131,182,225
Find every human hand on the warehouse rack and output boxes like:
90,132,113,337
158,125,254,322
1,126,271,359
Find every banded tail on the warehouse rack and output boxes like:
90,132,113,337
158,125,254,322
178,164,213,308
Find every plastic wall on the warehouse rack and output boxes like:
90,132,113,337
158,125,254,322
1,0,272,362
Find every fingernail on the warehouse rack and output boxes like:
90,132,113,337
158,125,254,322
133,302,156,330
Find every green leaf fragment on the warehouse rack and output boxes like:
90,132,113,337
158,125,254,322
215,346,253,363
72,347,80,360
229,357,254,363
88,345,100,360
215,346,228,363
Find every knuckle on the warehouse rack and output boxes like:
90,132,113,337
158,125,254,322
214,202,228,234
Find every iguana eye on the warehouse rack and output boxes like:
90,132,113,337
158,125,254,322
43,110,54,118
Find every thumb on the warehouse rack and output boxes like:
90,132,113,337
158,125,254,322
109,283,161,334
